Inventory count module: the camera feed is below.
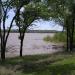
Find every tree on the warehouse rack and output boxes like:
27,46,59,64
46,0,75,51
15,1,50,57
0,0,30,61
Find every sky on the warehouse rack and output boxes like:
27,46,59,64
5,9,63,31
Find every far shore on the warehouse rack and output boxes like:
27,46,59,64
5,30,63,33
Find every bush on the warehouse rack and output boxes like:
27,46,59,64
44,32,67,43
44,32,75,43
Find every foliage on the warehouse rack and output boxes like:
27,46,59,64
45,0,75,51
0,0,31,60
44,32,66,43
44,32,75,43
15,1,51,57
0,52,75,75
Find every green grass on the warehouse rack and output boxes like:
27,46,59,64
44,32,67,43
44,32,75,43
0,52,75,75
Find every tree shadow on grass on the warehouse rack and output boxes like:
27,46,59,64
19,63,75,75
0,56,65,75
49,64,75,75
0,53,75,75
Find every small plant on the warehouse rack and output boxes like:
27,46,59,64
43,35,51,42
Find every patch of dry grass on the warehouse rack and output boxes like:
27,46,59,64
0,67,15,75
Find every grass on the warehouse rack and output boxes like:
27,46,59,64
0,52,75,75
44,32,75,43
43,32,67,43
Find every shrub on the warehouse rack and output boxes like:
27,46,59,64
44,32,67,43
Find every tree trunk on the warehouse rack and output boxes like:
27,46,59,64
66,18,69,51
69,37,73,51
66,28,69,51
20,37,24,57
1,45,5,61
69,18,74,52
19,29,26,57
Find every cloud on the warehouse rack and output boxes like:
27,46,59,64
30,19,63,31
4,10,63,31
5,9,15,28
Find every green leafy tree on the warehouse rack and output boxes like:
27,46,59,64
15,1,50,57
0,0,30,61
46,0,75,51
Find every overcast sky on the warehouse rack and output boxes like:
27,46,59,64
5,9,63,31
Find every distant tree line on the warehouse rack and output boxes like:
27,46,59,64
4,29,61,33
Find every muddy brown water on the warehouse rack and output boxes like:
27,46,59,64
1,33,63,57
